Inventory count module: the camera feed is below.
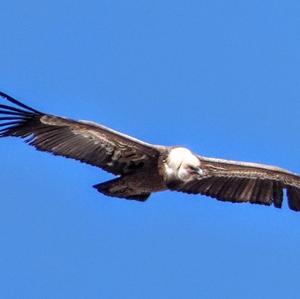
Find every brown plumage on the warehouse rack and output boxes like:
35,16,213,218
1,91,300,212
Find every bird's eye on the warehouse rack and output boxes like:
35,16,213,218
189,166,198,171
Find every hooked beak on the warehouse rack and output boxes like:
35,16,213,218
189,166,203,176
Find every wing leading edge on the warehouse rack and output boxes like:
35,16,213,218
0,91,161,175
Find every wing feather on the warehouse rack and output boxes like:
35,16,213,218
173,155,300,211
231,178,248,202
0,92,162,175
287,187,300,211
272,181,283,208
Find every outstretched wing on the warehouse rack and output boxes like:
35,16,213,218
0,91,162,175
172,155,300,211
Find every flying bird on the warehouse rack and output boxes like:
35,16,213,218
1,91,300,212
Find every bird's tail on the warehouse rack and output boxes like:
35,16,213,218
93,177,150,202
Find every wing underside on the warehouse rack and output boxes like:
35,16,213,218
0,91,161,175
173,156,300,211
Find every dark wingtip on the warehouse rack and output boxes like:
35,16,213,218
287,187,300,211
0,91,42,114
0,91,42,138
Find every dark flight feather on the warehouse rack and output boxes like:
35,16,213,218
172,156,300,210
0,92,161,176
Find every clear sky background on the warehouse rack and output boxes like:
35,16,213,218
0,1,300,298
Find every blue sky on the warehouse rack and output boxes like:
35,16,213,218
0,0,300,298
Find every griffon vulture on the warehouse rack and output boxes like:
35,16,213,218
1,91,300,211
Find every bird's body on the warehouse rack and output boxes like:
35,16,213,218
1,91,300,211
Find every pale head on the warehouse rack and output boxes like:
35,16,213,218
165,147,202,181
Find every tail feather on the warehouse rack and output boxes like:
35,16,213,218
93,178,150,202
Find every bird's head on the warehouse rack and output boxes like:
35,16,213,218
165,147,203,181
